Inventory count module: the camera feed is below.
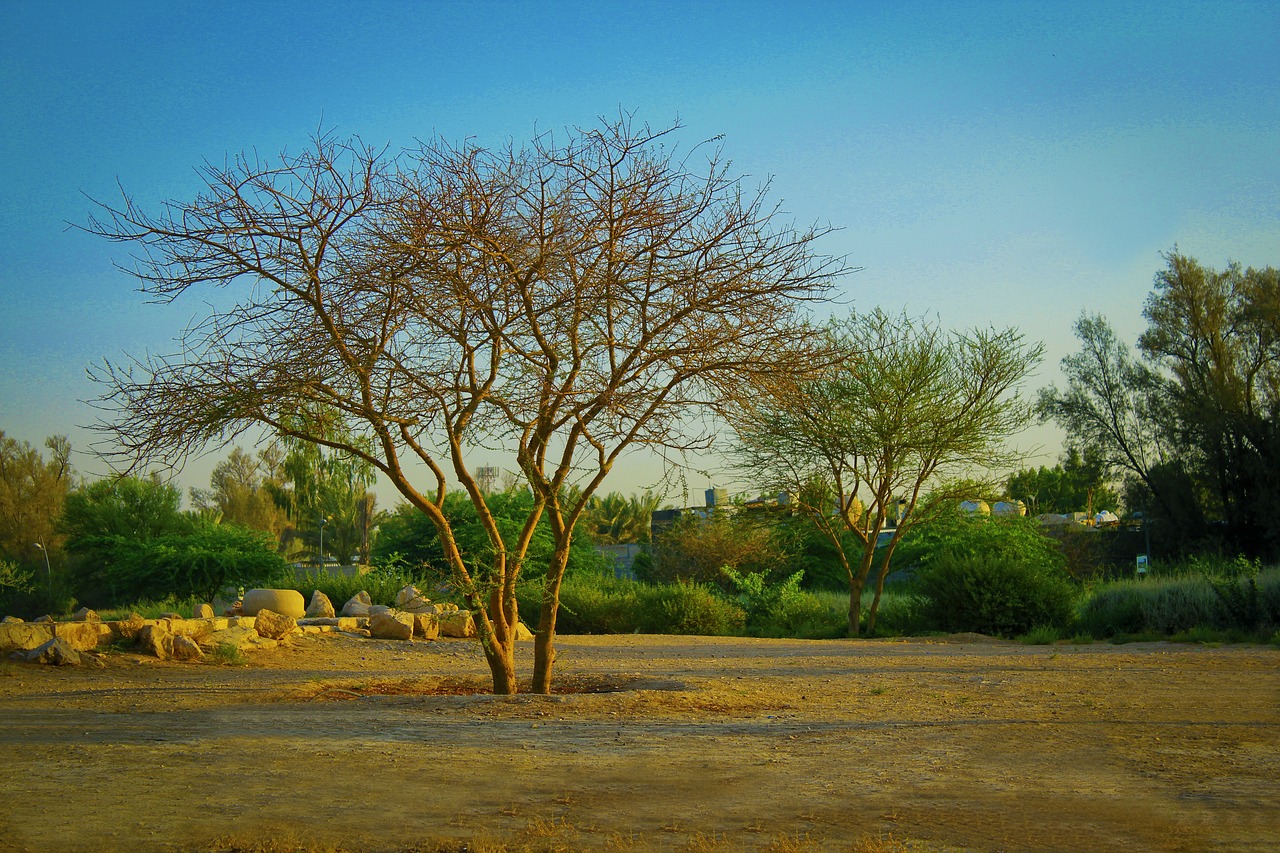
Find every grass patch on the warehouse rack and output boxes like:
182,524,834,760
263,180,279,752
1019,624,1062,645
208,642,249,666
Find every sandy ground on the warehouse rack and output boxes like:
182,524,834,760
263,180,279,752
0,632,1277,852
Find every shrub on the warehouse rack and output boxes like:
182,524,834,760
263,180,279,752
864,591,931,637
1076,583,1148,637
1139,578,1223,634
293,563,424,609
1020,625,1062,645
634,582,745,635
915,549,1076,637
531,571,643,634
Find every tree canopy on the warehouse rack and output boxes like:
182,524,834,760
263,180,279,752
85,115,845,692
728,309,1042,634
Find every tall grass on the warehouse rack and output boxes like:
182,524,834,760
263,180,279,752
1077,568,1280,639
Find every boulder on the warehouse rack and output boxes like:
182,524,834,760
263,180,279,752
305,590,335,619
254,609,297,640
192,603,215,619
369,610,414,640
111,613,147,641
0,621,56,652
341,591,372,617
438,610,476,638
515,621,535,642
72,607,101,622
33,615,54,623
138,624,174,660
368,604,393,617
159,611,184,621
24,637,80,666
298,617,366,632
395,584,433,612
242,589,306,619
412,612,439,640
171,635,205,662
169,618,222,641
2,615,24,623
55,620,112,651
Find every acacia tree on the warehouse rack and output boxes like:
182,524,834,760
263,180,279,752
86,116,843,693
728,309,1041,635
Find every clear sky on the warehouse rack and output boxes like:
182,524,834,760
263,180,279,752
2,0,1277,502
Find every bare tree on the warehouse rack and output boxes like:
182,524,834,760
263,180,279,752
85,116,845,692
728,310,1042,635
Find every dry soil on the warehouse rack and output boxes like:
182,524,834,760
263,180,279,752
0,632,1277,852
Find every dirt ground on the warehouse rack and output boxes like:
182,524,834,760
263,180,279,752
0,632,1277,853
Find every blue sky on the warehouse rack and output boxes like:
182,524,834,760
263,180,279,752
1,0,1277,500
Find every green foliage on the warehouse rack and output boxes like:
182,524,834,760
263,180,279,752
1020,625,1062,645
893,513,1067,576
533,571,644,634
915,549,1077,637
0,560,33,594
864,591,932,637
209,642,249,666
292,563,425,609
643,511,793,587
1076,567,1280,639
1075,584,1148,637
636,582,745,635
81,523,290,606
1006,445,1119,516
372,491,604,588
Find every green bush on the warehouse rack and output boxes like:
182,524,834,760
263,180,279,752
915,549,1077,637
1076,583,1148,637
864,590,931,637
635,582,745,635
292,563,425,609
1139,578,1223,634
531,571,643,634
1020,625,1062,645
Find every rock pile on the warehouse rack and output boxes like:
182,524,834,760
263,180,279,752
2,586,533,666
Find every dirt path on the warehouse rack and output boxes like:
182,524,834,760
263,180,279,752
0,633,1277,852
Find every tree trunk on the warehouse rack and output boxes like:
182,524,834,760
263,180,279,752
531,544,571,694
847,575,864,636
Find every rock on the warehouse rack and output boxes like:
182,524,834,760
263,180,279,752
227,615,257,630
395,584,433,612
159,612,184,621
0,622,56,652
297,617,365,632
242,589,306,619
412,612,439,640
33,615,54,623
2,615,24,623
515,622,535,642
55,620,112,651
138,624,174,660
200,625,259,654
171,635,205,662
254,609,297,640
305,590,335,619
341,591,372,617
192,603,215,619
25,637,80,666
368,610,414,640
368,604,393,617
111,613,147,641
169,618,222,641
72,607,101,622
438,610,476,638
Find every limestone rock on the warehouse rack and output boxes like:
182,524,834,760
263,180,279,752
72,607,101,622
55,620,112,652
515,621,535,642
200,625,259,654
171,635,205,662
368,604,393,617
169,618,221,641
0,621,56,652
368,610,414,640
341,591,372,617
242,588,306,619
138,624,174,660
298,616,365,632
305,590,335,619
395,584,433,612
25,637,80,666
159,612,184,621
192,603,215,619
438,610,476,638
33,614,54,623
2,615,23,623
111,613,147,641
254,608,297,640
412,612,439,640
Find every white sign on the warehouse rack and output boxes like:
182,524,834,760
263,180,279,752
1136,554,1149,575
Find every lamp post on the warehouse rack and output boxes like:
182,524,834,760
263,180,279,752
32,541,51,599
318,515,328,568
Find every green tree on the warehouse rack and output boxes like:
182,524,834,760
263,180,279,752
85,116,841,693
1137,252,1280,554
1006,445,1119,516
582,490,665,545
0,431,74,567
189,445,291,540
728,309,1042,635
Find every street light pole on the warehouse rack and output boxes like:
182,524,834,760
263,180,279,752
33,541,51,599
318,515,328,568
